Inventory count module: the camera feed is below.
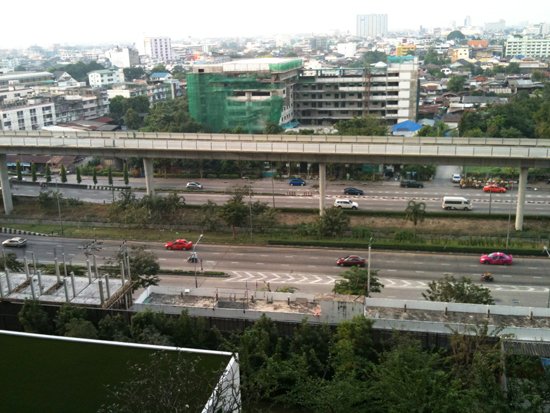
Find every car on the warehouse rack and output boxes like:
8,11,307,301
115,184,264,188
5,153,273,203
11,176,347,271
400,180,424,188
2,237,27,248
451,174,462,183
334,199,359,209
186,181,203,190
480,252,513,265
343,187,364,196
288,178,306,186
336,255,366,267
483,185,506,193
164,239,194,251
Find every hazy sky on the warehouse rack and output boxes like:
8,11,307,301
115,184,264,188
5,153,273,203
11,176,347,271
2,0,549,48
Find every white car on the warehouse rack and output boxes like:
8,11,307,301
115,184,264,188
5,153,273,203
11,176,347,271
334,199,359,209
186,181,203,190
451,174,462,183
2,237,27,248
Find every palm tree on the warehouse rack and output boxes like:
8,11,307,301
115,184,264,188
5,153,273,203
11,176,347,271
405,200,426,227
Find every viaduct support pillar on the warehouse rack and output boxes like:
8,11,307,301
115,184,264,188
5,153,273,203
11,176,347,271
319,162,326,216
515,167,528,231
143,158,155,196
0,154,13,215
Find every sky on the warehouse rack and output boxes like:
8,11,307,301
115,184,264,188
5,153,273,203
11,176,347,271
2,0,549,49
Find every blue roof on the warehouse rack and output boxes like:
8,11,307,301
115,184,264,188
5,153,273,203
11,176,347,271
150,72,171,78
392,120,422,133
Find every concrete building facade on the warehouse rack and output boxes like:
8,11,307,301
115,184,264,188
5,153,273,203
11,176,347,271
88,69,125,88
0,97,56,130
143,37,173,62
356,14,388,38
294,57,419,126
505,35,550,57
106,46,140,68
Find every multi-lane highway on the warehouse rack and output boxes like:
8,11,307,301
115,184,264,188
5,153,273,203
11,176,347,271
9,176,550,215
3,235,549,307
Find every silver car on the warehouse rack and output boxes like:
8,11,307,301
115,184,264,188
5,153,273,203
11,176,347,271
2,237,27,248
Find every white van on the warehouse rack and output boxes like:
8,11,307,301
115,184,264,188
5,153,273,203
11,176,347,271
442,196,472,211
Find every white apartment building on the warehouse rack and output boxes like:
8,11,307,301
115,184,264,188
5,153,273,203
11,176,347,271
505,35,550,58
53,91,109,123
143,37,173,62
356,14,388,38
294,56,419,126
106,47,140,68
0,97,56,131
88,69,125,88
107,81,178,104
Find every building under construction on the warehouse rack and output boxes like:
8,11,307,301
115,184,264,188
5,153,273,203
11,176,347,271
187,58,302,133
187,56,419,132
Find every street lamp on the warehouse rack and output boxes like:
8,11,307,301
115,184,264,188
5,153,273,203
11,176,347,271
189,234,204,288
54,177,64,235
544,246,550,308
367,236,373,297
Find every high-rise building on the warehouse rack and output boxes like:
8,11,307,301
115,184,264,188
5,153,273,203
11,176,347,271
143,37,173,62
356,14,388,38
106,47,140,68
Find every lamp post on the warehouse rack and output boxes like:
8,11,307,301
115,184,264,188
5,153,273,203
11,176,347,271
54,177,64,235
544,246,550,308
367,237,373,297
505,182,514,249
190,234,204,288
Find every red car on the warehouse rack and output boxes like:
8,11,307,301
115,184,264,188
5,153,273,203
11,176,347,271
336,255,366,267
165,239,194,251
480,252,513,265
483,185,506,193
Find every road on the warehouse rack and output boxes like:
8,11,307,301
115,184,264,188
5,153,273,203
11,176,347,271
2,235,550,307
10,176,550,215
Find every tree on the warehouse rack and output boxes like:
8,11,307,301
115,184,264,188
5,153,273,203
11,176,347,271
31,163,37,182
60,164,67,183
198,200,221,232
76,166,82,184
45,165,52,182
333,266,383,296
404,200,426,226
264,122,283,134
123,163,129,185
0,251,23,272
92,168,97,185
123,108,142,130
447,75,466,93
123,67,145,81
107,166,113,186
447,30,466,42
220,192,248,238
422,274,495,304
315,207,350,237
64,319,98,339
18,300,52,334
16,160,22,181
335,116,387,136
54,304,89,335
109,95,127,123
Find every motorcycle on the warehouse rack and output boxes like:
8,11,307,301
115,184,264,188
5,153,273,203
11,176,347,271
480,272,494,282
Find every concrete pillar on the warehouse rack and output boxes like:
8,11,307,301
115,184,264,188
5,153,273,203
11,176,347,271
515,167,528,231
143,158,155,196
318,163,326,216
63,278,70,302
0,154,13,215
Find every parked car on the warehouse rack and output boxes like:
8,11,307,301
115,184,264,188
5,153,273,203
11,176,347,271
400,180,424,188
334,199,359,209
479,252,513,265
336,255,366,267
483,185,506,193
164,239,194,251
343,187,364,196
288,178,306,186
2,237,27,248
186,181,203,190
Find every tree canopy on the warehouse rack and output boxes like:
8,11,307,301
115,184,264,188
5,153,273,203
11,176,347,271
422,274,495,304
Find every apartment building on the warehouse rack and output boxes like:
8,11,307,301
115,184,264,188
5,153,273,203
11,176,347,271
505,35,550,58
0,97,56,130
294,56,419,126
53,90,109,123
88,69,125,88
106,46,140,68
356,14,388,38
143,37,173,62
107,80,181,104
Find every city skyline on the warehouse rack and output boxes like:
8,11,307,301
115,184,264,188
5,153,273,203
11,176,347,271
2,0,549,49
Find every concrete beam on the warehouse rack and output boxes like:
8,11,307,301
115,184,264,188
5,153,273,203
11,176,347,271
515,167,528,231
0,154,13,214
143,158,155,196
319,163,326,216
